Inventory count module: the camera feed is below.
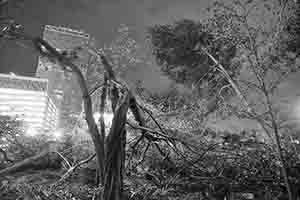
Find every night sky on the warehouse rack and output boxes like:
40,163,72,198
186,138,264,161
1,0,300,132
0,0,211,91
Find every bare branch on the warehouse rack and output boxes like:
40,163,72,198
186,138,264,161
88,82,104,96
54,151,71,169
54,153,96,186
137,141,151,164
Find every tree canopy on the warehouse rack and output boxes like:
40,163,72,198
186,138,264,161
147,18,244,98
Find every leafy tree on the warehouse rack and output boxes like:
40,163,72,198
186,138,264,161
208,1,299,199
147,18,244,99
284,0,300,54
148,0,300,199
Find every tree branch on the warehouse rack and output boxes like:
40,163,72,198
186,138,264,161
0,151,60,177
54,153,96,186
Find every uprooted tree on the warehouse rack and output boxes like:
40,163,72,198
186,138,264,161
1,0,300,199
0,16,150,200
147,0,300,199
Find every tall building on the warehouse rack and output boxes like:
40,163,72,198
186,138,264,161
0,73,59,131
36,25,91,129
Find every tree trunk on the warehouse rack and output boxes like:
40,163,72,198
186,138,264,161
0,151,60,176
33,38,106,184
102,92,130,200
4,34,135,200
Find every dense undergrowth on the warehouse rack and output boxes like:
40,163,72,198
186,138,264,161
1,101,300,200
1,0,300,199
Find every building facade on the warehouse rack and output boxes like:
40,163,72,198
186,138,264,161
0,73,59,132
36,25,91,130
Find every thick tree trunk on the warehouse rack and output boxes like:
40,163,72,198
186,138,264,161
4,33,136,200
102,92,130,200
0,151,60,176
33,38,106,184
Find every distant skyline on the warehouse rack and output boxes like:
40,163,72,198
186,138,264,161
1,0,300,132
0,0,211,92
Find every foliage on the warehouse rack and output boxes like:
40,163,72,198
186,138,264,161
147,18,244,98
206,0,300,134
0,173,98,200
143,0,300,199
204,1,300,198
0,115,24,166
2,0,300,199
0,114,80,170
284,0,300,54
86,24,146,89
0,115,58,165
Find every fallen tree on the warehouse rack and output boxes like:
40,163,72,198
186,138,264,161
0,19,159,200
0,151,61,176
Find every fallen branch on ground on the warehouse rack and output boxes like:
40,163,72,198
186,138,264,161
53,153,96,187
0,151,61,177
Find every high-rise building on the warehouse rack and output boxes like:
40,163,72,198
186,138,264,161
36,25,91,129
0,73,59,132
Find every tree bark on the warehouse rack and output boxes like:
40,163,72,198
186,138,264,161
103,92,130,200
0,151,60,176
3,30,140,200
33,38,106,185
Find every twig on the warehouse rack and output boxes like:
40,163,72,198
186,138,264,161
54,153,96,186
165,143,218,188
137,104,167,135
137,103,199,155
54,151,71,169
138,141,151,164
88,82,104,96
131,134,145,150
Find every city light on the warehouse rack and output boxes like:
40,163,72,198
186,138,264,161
25,126,63,140
93,112,101,121
93,112,114,127
26,127,39,137
0,73,59,132
52,129,63,140
292,139,300,144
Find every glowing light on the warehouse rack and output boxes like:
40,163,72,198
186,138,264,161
0,88,46,96
0,101,46,107
0,93,47,101
103,112,114,127
52,129,62,139
93,112,114,127
93,112,101,121
292,140,300,144
0,105,11,111
26,127,39,137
